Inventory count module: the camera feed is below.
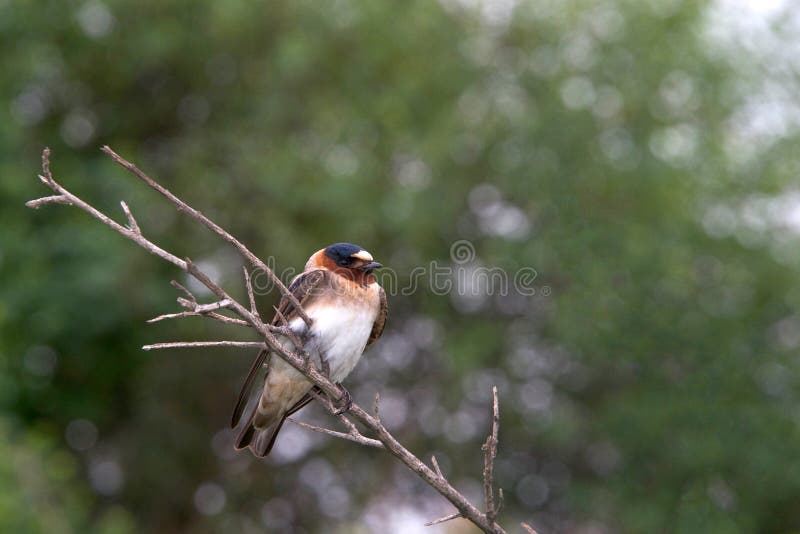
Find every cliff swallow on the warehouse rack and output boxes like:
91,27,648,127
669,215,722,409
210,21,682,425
232,242,387,457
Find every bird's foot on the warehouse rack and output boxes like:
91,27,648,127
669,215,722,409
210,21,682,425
332,384,352,415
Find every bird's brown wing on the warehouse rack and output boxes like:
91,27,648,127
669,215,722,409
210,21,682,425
366,285,388,348
271,268,328,326
230,269,329,428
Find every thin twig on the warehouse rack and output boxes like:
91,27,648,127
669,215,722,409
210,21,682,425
101,145,311,327
120,201,140,234
521,522,539,534
25,194,71,208
243,266,260,319
148,296,250,326
142,341,267,351
483,386,500,525
287,418,384,448
424,512,462,527
146,310,251,326
431,455,444,479
170,280,196,302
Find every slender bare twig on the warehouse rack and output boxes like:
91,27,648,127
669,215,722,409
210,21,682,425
424,512,462,527
142,341,267,351
170,280,196,302
286,418,384,448
27,147,508,534
496,488,504,515
521,522,539,534
431,455,445,479
26,194,71,208
147,310,251,326
120,201,140,234
243,266,260,319
483,386,501,525
148,295,252,326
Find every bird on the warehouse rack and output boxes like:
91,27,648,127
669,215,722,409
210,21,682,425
231,242,387,457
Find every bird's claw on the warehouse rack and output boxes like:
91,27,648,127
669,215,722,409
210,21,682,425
332,384,352,415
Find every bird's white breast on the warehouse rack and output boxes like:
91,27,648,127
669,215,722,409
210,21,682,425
289,290,379,383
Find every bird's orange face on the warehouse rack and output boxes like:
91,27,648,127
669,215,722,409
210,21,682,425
312,242,383,285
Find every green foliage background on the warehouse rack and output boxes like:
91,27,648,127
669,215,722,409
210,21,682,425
2,0,800,532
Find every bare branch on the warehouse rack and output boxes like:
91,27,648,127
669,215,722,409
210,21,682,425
26,195,71,208
425,512,462,527
521,523,539,534
120,201,140,234
483,386,501,525
100,145,311,327
142,341,266,351
287,418,384,448
27,147,509,534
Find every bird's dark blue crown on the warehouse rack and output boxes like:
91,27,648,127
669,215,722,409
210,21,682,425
324,242,365,266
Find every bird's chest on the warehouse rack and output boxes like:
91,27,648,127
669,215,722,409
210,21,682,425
304,289,379,382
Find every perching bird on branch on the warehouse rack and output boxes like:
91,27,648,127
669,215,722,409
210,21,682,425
232,242,387,457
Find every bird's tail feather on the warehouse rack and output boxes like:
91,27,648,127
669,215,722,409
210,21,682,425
234,412,287,457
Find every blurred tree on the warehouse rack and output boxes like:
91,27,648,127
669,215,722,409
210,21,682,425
2,0,800,532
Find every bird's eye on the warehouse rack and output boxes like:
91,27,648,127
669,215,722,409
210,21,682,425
337,257,352,267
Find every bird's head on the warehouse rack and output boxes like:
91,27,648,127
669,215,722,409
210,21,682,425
307,242,383,283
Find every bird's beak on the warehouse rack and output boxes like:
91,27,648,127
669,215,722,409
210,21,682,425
360,261,383,272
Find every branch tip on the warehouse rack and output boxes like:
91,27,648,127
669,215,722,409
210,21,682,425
431,455,444,479
424,512,462,527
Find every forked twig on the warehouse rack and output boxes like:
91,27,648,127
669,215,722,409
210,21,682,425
120,200,140,234
287,418,384,448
